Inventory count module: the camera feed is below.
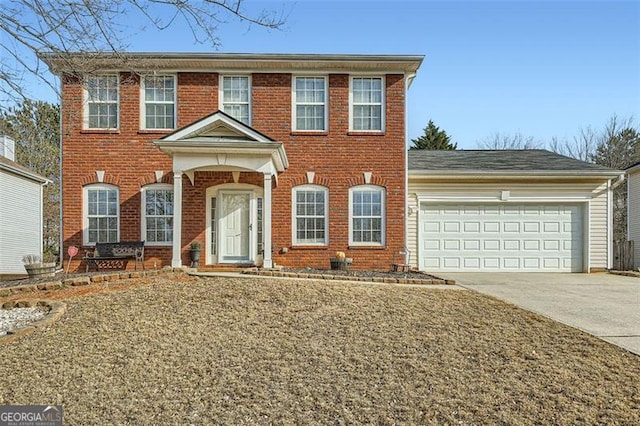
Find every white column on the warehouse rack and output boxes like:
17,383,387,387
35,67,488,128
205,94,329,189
172,171,183,267
263,173,273,268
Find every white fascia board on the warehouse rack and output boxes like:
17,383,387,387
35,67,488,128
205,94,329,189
408,171,622,180
0,162,51,185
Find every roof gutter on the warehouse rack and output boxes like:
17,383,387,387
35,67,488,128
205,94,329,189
408,170,624,179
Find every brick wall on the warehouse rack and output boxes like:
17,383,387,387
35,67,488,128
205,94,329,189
61,71,406,271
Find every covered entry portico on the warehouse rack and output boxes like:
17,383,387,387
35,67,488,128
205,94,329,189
155,111,288,268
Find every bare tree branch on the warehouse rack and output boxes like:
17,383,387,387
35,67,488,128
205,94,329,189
477,132,544,150
0,0,289,105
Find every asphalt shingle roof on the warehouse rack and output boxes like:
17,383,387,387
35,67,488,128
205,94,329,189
408,149,621,175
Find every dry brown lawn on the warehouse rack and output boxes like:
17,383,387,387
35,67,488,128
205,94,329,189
0,274,639,425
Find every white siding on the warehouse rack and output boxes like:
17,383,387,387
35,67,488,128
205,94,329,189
629,172,640,269
407,181,611,272
589,182,608,270
0,170,43,274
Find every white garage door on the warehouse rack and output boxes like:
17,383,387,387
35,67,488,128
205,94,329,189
420,203,584,272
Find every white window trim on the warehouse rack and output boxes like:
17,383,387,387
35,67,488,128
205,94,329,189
83,74,120,130
219,74,252,125
83,183,120,245
140,74,177,130
348,184,386,246
292,184,329,246
348,76,385,132
292,75,328,132
140,183,174,246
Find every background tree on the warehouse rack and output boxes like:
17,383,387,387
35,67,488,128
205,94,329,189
410,120,457,150
590,116,640,241
0,0,288,105
0,100,60,254
477,132,543,149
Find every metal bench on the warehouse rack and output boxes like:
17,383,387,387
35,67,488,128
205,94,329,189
83,241,145,272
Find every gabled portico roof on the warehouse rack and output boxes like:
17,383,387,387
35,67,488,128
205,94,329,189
154,111,288,180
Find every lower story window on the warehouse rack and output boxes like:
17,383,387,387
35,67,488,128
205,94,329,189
142,185,173,245
350,185,385,245
292,185,328,245
84,184,119,244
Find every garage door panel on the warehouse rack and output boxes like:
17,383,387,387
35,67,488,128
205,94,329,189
420,203,583,272
484,222,500,232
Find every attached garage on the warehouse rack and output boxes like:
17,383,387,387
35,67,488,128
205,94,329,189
408,150,624,273
420,202,584,272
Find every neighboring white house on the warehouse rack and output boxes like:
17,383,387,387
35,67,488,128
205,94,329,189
408,150,624,273
627,162,640,270
0,136,50,277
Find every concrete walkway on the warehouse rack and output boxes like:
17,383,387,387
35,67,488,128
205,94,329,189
439,272,640,356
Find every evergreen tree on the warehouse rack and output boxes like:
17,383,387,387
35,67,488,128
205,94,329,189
410,120,457,150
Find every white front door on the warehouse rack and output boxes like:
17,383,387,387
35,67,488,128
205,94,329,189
220,192,251,262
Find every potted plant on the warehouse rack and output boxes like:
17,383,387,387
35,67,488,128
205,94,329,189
22,253,57,278
330,251,352,271
189,241,202,268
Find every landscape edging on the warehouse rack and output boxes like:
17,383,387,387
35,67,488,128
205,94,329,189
0,300,67,345
242,269,455,285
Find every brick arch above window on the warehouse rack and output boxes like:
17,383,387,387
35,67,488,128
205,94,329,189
137,172,174,187
80,172,121,187
289,174,331,188
346,175,387,188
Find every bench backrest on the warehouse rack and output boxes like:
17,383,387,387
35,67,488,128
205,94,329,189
94,241,145,258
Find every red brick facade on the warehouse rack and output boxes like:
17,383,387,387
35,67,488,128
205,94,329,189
59,57,413,271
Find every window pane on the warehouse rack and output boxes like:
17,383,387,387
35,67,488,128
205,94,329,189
294,187,327,244
86,76,118,129
143,188,174,244
295,77,325,131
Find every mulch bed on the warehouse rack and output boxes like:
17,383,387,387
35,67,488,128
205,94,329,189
0,274,638,424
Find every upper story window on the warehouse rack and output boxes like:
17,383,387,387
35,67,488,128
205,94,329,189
293,76,327,131
292,185,328,245
84,75,119,129
349,185,385,246
141,75,176,130
141,184,173,245
84,184,119,244
350,77,385,132
220,75,250,125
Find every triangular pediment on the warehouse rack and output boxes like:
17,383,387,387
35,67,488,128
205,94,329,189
158,110,274,144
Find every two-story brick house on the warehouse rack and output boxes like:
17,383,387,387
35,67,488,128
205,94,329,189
42,53,424,270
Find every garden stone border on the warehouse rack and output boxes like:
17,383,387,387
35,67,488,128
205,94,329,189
242,269,455,285
0,300,66,344
0,267,178,298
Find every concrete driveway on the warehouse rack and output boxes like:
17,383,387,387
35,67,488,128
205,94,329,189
440,272,640,356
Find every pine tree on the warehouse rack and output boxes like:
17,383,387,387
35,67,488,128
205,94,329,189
410,120,457,150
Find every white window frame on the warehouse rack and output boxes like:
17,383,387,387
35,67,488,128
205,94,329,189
83,74,120,130
349,76,385,132
140,74,177,130
140,184,174,246
292,76,328,132
349,185,386,246
219,75,251,125
292,184,329,246
83,183,120,245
